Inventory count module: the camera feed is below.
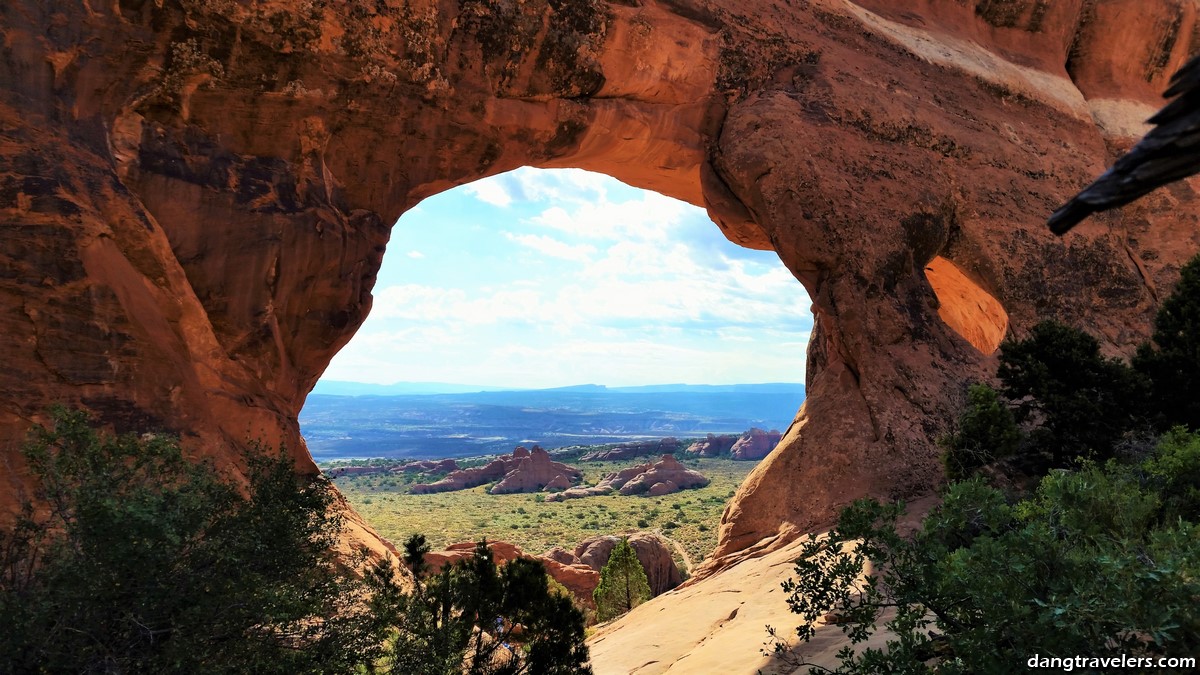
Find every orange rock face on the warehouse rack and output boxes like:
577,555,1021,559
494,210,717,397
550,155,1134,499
1,0,1198,574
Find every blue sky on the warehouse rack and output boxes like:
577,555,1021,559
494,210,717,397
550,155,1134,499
320,167,814,388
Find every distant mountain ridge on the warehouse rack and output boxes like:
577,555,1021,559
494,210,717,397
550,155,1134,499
312,380,805,397
300,383,806,461
310,381,520,396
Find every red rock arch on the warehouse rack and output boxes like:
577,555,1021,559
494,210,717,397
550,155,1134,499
1,0,1196,564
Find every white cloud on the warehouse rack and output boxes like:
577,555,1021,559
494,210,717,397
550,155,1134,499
528,191,690,241
464,176,513,207
330,168,814,387
406,250,425,259
507,166,610,205
503,232,596,262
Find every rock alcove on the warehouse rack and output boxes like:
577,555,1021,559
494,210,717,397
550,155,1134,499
2,0,1198,565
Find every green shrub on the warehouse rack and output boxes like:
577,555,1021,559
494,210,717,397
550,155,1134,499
382,539,592,674
940,383,1020,479
772,439,1200,672
998,320,1147,468
1135,253,1200,431
0,408,388,674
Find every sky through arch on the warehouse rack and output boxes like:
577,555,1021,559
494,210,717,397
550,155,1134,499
320,168,813,389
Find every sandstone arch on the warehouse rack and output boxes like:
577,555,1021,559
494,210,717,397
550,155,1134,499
2,0,1198,566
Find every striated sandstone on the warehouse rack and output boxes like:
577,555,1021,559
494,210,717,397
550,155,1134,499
2,0,1199,583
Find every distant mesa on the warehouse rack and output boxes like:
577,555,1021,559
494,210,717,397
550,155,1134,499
546,454,709,502
411,445,582,495
326,458,458,479
579,437,680,462
683,428,782,460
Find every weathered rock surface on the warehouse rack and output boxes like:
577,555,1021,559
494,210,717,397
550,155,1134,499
544,484,613,502
586,496,937,673
411,445,581,494
579,437,679,461
543,546,581,566
575,532,682,596
684,433,739,457
729,428,782,460
2,0,1198,585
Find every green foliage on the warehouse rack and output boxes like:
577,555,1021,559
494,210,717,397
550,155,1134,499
0,408,388,674
593,538,651,622
1142,427,1200,521
1135,253,1200,431
380,540,592,675
997,320,1147,468
772,435,1200,673
940,383,1021,479
403,532,432,579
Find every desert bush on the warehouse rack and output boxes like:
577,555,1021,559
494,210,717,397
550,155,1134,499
1135,253,1200,431
772,440,1200,672
998,320,1147,469
940,383,1020,479
382,538,591,674
0,408,388,674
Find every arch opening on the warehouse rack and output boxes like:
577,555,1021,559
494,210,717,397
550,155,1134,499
925,256,1009,355
301,167,812,568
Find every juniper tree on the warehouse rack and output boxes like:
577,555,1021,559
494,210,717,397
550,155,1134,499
593,538,651,622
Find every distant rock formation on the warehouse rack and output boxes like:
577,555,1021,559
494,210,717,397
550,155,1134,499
573,533,682,596
683,434,739,457
398,458,460,474
730,428,782,460
580,438,680,462
546,455,708,502
681,429,781,459
411,446,581,495
616,455,709,495
325,458,459,479
543,546,579,566
490,447,582,494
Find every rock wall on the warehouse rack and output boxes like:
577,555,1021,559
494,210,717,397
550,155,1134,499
2,0,1199,567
